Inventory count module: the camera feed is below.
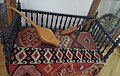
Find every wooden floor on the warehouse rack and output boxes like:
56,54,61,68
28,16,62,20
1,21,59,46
0,43,9,76
0,42,120,76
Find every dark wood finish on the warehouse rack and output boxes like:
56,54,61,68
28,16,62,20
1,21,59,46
11,0,17,20
85,0,101,32
2,0,119,62
4,9,119,62
88,0,120,41
88,0,101,17
5,0,12,24
0,3,8,31
113,28,120,40
5,0,16,24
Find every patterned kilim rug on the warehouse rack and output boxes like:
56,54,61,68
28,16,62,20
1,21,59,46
9,63,103,76
17,28,96,49
8,44,104,76
7,28,103,76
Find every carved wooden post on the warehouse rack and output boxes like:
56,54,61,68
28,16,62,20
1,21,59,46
84,0,101,31
5,0,16,24
88,0,101,17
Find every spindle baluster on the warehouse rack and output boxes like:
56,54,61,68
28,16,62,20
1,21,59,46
63,16,68,29
72,17,77,26
76,18,81,25
41,14,44,27
50,15,54,29
55,16,59,30
67,17,72,28
95,30,102,43
59,16,63,29
101,40,111,53
36,13,38,25
91,24,98,36
46,14,49,28
31,12,33,27
98,37,107,50
25,12,28,27
93,27,100,40
97,34,105,46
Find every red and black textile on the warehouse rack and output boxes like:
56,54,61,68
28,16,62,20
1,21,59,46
7,27,103,76
9,63,103,76
17,28,96,49
10,44,103,64
8,44,104,76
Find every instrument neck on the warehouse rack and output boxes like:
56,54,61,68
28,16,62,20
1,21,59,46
7,6,38,28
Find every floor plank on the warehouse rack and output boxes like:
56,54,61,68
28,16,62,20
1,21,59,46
0,43,9,76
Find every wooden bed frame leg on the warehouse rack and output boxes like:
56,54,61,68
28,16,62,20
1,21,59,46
5,0,16,25
104,38,120,61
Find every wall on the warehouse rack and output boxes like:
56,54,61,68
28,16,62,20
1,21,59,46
20,0,93,16
0,0,4,3
97,0,120,17
97,0,120,45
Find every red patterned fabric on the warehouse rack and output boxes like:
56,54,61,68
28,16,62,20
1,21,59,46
9,63,103,76
9,28,101,76
10,45,103,64
77,32,97,50
8,45,104,76
18,28,96,49
18,28,42,48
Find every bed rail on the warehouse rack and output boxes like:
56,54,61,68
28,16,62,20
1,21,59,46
20,9,93,30
104,38,120,60
3,12,120,61
2,14,21,61
85,20,120,61
2,0,119,62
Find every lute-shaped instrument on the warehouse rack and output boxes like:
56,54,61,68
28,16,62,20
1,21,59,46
7,5,60,46
61,18,98,35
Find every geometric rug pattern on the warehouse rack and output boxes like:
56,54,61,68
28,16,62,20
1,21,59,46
18,28,97,49
77,32,97,50
7,28,103,76
10,44,103,64
18,28,42,48
9,63,103,76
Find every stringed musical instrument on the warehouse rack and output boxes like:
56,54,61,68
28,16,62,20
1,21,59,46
61,18,98,35
7,5,60,46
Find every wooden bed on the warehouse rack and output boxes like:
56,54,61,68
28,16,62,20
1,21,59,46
0,0,120,76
